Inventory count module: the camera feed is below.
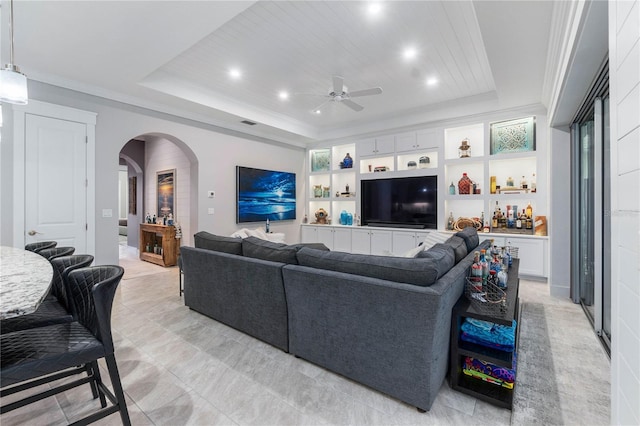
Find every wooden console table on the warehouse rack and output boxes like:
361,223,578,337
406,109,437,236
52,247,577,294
139,224,178,267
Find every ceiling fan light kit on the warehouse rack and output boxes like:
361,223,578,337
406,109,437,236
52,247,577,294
309,75,382,114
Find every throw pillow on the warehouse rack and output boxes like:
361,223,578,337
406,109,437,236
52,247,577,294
455,227,479,252
194,231,243,255
417,243,456,278
419,231,451,250
241,236,298,264
296,247,440,286
445,235,468,263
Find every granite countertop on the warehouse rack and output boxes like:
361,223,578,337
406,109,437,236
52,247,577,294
0,246,53,320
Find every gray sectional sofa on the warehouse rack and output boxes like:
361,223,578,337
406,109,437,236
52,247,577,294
181,228,490,412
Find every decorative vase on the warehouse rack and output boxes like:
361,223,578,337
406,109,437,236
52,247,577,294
342,153,353,168
419,156,430,168
340,210,348,225
458,173,472,195
407,161,417,170
313,184,322,198
323,186,330,198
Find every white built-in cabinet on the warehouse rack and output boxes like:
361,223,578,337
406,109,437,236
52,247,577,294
304,114,549,279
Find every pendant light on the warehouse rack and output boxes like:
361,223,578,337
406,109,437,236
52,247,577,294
0,0,28,105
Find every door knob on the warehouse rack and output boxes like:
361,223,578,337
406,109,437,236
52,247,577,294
27,230,42,236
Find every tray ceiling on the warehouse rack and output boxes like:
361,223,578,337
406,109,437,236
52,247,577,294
9,1,553,145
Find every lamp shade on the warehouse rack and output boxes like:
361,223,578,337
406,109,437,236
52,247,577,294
0,66,28,105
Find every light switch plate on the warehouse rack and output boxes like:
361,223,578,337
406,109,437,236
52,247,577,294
102,209,113,218
208,208,215,215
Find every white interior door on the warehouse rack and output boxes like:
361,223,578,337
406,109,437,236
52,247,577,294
24,114,87,251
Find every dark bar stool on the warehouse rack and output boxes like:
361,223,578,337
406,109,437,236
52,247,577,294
0,254,94,335
37,246,75,260
24,241,57,253
0,265,131,425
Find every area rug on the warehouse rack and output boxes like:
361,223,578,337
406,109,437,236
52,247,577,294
511,302,563,424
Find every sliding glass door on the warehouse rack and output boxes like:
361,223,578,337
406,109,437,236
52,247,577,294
571,62,610,353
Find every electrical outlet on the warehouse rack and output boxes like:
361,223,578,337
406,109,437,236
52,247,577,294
208,190,215,198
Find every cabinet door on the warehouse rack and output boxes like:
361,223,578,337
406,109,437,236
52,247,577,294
333,228,352,252
507,237,546,278
357,138,377,156
395,132,417,152
317,227,335,250
301,226,318,243
416,130,439,149
351,229,371,254
392,231,418,254
370,230,393,255
375,136,395,155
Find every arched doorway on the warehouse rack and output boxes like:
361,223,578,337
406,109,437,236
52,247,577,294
118,133,199,260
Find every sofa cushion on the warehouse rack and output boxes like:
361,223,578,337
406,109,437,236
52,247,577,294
242,236,298,264
194,231,243,255
296,247,440,286
288,243,331,252
417,243,456,278
455,227,479,252
445,235,468,263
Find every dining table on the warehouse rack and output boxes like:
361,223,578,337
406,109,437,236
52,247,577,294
0,245,53,320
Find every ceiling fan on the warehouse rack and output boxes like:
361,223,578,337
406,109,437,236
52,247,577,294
302,75,383,113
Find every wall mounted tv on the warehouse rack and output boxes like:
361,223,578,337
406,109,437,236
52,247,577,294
236,166,296,223
360,175,438,229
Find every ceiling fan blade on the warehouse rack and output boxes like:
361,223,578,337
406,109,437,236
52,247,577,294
349,87,383,98
332,75,344,94
342,99,364,112
312,99,330,113
294,92,328,97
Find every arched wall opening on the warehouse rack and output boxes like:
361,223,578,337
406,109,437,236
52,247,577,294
119,133,199,256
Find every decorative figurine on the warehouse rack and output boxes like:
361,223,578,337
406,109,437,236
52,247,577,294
458,138,471,158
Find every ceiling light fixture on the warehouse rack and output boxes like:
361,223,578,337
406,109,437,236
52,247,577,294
313,109,321,115
0,0,28,105
403,47,418,61
367,2,383,17
426,77,438,87
278,91,289,100
229,68,242,80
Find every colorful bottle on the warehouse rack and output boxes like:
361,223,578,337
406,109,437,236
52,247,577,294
458,173,472,195
526,201,533,219
449,182,456,195
490,176,497,194
470,251,483,291
480,249,489,285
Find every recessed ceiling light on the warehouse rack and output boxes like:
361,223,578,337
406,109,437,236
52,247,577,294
426,77,438,87
403,47,418,61
314,109,322,115
278,91,289,100
367,2,383,17
229,68,242,80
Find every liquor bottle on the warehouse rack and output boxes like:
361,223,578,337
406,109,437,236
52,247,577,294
480,212,485,227
491,211,498,229
483,221,490,233
480,249,489,284
490,176,497,194
526,201,533,219
531,173,537,192
506,176,514,187
497,267,508,289
521,175,528,190
447,212,455,230
470,251,483,290
449,182,455,195
516,211,522,229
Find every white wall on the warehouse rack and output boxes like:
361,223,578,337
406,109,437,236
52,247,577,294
548,126,571,298
609,1,640,424
1,81,305,264
144,137,192,247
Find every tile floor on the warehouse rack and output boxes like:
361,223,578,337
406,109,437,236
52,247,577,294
0,245,611,425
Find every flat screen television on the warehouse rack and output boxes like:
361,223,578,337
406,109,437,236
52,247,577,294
360,175,438,229
236,166,296,223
